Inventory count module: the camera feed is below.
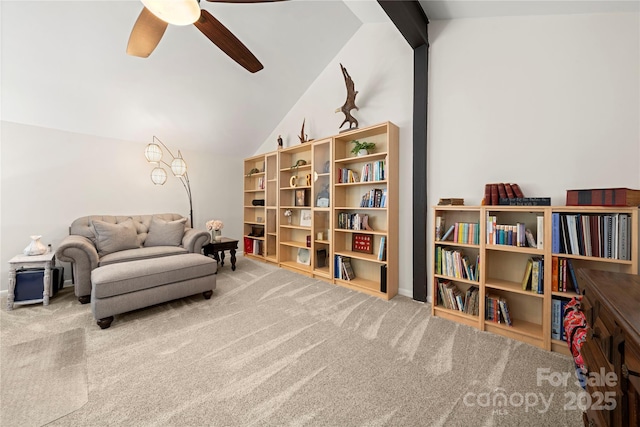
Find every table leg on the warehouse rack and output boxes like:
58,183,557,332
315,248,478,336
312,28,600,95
220,251,225,267
7,265,16,311
230,248,237,271
43,261,52,306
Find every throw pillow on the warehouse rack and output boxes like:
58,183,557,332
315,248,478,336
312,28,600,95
91,218,139,257
144,217,187,247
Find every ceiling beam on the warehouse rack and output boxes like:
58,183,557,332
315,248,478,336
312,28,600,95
378,0,429,302
377,1,429,48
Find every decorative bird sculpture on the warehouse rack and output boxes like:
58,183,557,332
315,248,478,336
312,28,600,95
335,63,359,131
298,119,309,143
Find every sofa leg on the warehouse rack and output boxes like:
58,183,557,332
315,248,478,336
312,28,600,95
203,290,213,300
97,316,114,329
78,295,91,304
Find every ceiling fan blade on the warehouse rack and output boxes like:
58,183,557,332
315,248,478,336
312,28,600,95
194,9,263,73
126,7,168,58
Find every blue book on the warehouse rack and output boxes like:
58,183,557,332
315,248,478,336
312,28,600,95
552,213,560,253
551,298,562,340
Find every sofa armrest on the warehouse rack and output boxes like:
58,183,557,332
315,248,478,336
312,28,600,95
55,235,99,299
182,228,211,253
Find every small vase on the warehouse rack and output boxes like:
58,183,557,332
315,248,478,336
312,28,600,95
212,230,222,242
24,235,47,256
287,216,292,225
357,149,369,157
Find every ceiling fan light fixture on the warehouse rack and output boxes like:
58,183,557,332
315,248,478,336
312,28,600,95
141,0,200,26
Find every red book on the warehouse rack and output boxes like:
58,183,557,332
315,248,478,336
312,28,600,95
244,237,253,254
484,184,491,205
566,188,640,207
505,184,515,199
511,183,525,198
490,184,499,205
497,183,507,200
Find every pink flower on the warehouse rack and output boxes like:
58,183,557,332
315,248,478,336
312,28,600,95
206,220,224,231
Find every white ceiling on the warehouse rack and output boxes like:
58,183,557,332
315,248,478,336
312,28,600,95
2,1,637,157
419,0,639,20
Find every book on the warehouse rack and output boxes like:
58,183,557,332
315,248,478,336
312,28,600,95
551,213,560,253
566,187,640,207
497,183,507,200
438,198,464,206
536,216,544,249
551,298,562,340
483,184,491,205
504,183,515,198
551,256,559,292
490,184,499,205
380,264,387,293
441,225,455,241
511,183,525,198
619,213,629,260
498,298,512,326
435,216,445,240
566,259,580,294
498,197,551,206
531,257,540,293
342,257,355,280
377,236,387,261
521,258,533,290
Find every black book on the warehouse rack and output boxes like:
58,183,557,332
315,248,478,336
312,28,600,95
380,264,387,293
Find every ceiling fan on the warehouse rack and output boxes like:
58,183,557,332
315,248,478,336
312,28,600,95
126,0,285,73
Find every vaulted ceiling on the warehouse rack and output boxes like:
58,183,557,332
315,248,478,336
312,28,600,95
2,1,636,158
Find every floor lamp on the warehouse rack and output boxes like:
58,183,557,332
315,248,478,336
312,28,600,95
144,136,194,228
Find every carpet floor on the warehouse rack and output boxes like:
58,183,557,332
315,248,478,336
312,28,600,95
1,257,583,426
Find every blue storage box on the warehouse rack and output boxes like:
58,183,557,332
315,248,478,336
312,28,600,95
14,267,64,302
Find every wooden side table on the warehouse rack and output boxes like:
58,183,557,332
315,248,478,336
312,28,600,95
203,237,238,271
7,252,56,310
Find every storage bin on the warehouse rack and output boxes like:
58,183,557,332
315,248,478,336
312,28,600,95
14,266,64,302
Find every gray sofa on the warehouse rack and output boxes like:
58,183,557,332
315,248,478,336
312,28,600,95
56,213,212,303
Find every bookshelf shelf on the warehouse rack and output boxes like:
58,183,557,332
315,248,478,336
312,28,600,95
432,205,639,354
433,306,480,328
485,278,544,298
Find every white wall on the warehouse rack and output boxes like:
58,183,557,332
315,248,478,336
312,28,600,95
0,122,243,290
427,12,640,299
255,22,415,297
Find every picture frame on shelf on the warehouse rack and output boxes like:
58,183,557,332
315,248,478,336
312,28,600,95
297,248,311,265
352,233,373,254
295,189,309,206
300,209,312,227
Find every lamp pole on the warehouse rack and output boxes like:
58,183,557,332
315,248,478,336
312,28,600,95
145,137,194,228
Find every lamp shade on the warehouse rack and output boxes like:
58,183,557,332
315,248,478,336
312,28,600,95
141,0,200,26
151,167,167,185
145,143,163,163
171,157,187,176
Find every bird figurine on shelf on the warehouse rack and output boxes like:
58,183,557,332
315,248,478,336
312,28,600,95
336,63,359,131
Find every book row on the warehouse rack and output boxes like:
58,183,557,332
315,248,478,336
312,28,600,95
244,237,263,256
483,182,525,205
552,212,631,260
435,247,479,282
485,294,512,326
520,257,544,294
436,280,479,315
337,213,371,231
551,257,580,293
334,255,388,293
438,221,480,245
360,188,387,208
487,215,543,248
337,160,386,184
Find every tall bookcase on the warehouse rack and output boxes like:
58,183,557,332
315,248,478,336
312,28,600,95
242,121,399,300
278,143,314,275
432,205,639,354
243,153,278,263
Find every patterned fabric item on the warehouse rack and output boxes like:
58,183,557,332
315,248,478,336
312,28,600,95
563,296,588,388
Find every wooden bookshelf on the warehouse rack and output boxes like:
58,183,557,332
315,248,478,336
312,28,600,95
243,122,398,299
432,205,639,354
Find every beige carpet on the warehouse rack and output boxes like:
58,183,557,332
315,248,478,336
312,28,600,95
1,258,583,426
0,328,87,427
